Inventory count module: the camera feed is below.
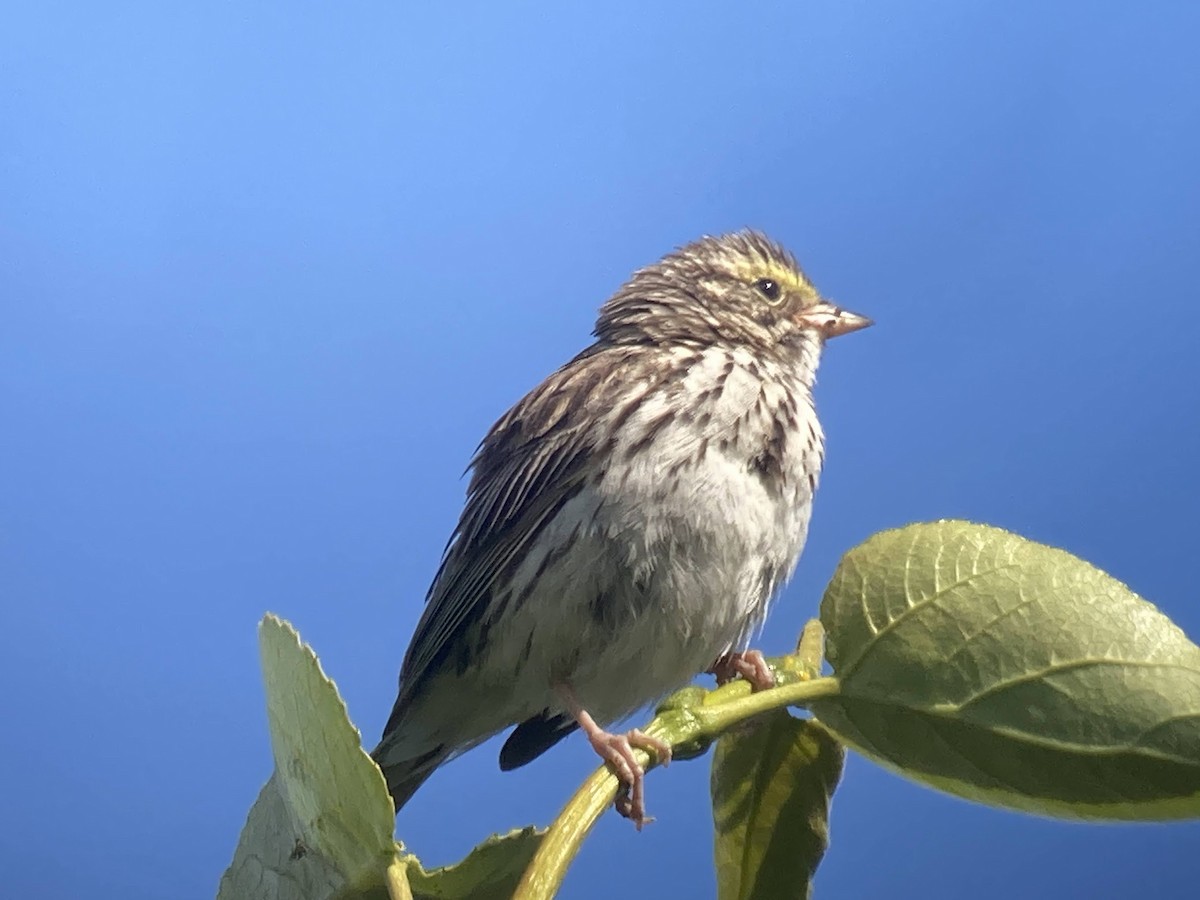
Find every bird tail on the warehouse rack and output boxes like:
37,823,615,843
371,740,449,812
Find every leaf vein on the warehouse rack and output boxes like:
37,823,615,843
839,563,1024,680
954,659,1200,712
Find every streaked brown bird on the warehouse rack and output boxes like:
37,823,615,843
373,231,871,825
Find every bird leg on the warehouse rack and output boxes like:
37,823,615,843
555,685,672,830
709,649,776,690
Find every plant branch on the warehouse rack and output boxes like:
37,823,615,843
512,643,840,900
385,857,412,900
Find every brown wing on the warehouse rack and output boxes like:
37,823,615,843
390,344,645,711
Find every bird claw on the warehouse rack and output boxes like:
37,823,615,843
710,649,776,690
587,727,672,829
615,784,657,828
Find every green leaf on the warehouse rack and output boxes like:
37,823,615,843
810,521,1200,820
407,827,543,900
711,713,844,900
218,614,399,900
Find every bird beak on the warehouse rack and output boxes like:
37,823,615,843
794,302,873,339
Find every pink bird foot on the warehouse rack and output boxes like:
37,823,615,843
558,686,672,829
710,649,776,690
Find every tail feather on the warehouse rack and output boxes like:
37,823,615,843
371,741,448,812
499,711,578,771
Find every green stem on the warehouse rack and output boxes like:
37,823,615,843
511,673,840,899
510,767,614,899
385,856,413,900
694,676,840,732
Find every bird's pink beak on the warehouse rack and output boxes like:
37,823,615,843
794,302,873,338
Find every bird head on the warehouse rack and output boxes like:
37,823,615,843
594,231,872,357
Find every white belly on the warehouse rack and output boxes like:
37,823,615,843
483,346,823,724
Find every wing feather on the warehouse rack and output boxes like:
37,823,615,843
394,346,638,700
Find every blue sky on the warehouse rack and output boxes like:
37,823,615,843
3,2,1199,897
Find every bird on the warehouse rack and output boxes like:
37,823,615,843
372,231,871,826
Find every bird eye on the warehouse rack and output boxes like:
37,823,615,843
753,278,782,303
